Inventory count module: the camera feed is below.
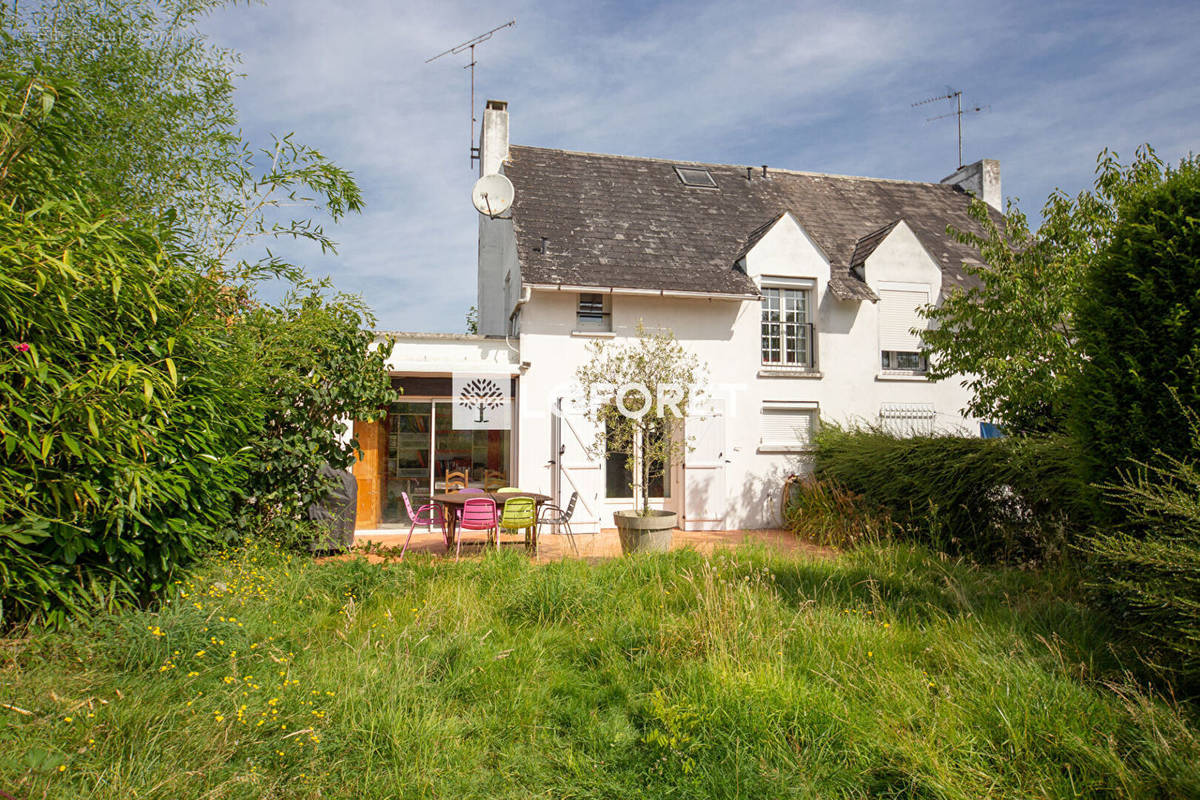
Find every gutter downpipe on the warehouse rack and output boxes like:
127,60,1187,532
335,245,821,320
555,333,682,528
505,285,532,355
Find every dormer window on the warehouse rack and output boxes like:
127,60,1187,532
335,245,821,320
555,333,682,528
674,166,717,188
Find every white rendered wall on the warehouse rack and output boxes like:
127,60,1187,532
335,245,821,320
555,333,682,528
510,215,979,531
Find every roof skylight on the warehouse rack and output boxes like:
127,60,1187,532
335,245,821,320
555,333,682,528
674,166,717,188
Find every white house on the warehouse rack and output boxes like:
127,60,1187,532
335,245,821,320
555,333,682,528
351,100,1000,532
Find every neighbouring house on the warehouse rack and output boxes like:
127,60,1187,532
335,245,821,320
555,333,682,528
351,100,1000,532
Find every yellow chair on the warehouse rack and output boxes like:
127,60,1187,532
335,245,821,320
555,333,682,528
498,496,538,554
495,486,521,494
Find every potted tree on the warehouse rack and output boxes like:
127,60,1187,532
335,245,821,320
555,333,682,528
575,323,706,554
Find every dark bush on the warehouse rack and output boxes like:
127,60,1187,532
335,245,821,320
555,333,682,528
811,428,1092,562
1071,157,1200,495
1085,421,1200,693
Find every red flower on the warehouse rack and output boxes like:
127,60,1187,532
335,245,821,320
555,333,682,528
14,342,29,352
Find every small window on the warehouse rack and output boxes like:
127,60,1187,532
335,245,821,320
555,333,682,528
577,293,612,331
674,166,717,188
881,351,927,372
761,287,814,367
759,403,818,451
880,403,935,436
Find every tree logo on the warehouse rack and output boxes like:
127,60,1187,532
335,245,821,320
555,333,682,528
452,373,511,430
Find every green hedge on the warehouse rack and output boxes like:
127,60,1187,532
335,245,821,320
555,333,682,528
1086,447,1200,693
811,428,1093,562
1072,157,1200,496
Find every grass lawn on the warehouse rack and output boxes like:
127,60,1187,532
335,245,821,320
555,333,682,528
3,542,1198,798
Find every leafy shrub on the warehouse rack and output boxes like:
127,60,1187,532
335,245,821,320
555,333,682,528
236,286,394,538
0,193,255,626
811,428,1091,562
1072,156,1200,494
0,2,396,625
782,476,892,548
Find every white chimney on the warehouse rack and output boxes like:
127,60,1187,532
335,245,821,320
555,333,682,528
479,100,509,177
941,158,1001,211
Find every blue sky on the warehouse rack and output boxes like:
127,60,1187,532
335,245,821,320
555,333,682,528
206,0,1199,333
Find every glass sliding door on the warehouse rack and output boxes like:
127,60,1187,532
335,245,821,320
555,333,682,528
380,398,512,524
383,401,433,523
433,402,510,491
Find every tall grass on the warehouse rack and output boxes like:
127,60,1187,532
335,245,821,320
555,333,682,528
3,543,1198,798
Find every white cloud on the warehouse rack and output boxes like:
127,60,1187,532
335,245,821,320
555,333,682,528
203,0,1200,332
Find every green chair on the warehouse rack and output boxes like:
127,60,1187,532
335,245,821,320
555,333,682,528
498,496,538,554
495,486,521,494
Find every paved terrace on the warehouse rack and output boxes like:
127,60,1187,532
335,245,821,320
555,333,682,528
352,528,833,563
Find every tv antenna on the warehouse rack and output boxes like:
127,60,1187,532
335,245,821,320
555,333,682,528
913,88,989,168
426,20,516,168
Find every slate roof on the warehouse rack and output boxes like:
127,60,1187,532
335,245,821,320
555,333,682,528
504,145,995,300
850,220,903,271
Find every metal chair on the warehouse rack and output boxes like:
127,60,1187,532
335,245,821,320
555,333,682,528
456,497,498,561
444,469,468,492
451,487,485,524
498,496,537,554
537,492,582,555
399,492,447,558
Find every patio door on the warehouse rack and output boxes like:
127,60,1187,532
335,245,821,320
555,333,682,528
683,400,727,531
552,398,602,533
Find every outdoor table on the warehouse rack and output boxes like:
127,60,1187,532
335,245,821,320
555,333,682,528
431,490,551,552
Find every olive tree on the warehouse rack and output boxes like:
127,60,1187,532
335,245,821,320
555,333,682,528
575,324,705,516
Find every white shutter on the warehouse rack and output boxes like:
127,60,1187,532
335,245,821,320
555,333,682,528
760,404,817,449
878,288,928,351
683,401,726,530
557,403,603,531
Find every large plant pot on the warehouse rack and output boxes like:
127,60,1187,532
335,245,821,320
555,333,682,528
614,509,677,554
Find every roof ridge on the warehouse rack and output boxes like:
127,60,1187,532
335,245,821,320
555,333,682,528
507,143,956,188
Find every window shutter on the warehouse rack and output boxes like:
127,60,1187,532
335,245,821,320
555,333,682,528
878,288,928,351
760,408,815,447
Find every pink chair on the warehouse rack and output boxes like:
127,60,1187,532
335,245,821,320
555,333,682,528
451,487,486,525
456,497,498,561
400,492,447,558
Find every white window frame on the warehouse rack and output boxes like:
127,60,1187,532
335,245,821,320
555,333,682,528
758,401,819,452
760,277,817,371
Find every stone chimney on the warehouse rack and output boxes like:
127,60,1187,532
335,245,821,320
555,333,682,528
940,159,1001,211
479,100,509,177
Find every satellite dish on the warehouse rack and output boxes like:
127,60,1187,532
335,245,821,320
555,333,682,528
471,173,514,218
